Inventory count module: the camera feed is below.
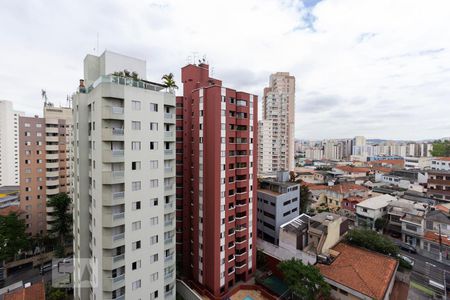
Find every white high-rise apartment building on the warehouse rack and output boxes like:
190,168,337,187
0,100,22,186
258,72,295,175
72,51,176,300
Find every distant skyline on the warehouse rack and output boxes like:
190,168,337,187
1,0,450,140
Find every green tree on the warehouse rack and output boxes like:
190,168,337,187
430,140,450,157
374,217,388,232
346,228,398,257
278,258,330,299
47,286,68,300
47,193,72,258
162,73,179,91
0,211,30,262
299,185,311,213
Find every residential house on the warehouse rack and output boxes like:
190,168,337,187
318,183,369,211
356,194,396,229
305,212,349,255
423,209,450,261
430,157,450,171
317,243,398,300
334,166,370,178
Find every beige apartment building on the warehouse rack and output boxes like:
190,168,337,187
72,51,176,300
18,105,73,236
19,116,47,236
258,72,295,175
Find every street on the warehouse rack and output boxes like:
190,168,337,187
400,249,449,299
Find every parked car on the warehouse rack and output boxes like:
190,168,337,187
398,254,414,267
393,240,417,254
39,263,57,275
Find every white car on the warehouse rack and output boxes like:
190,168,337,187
398,254,414,267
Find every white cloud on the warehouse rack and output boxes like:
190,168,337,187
1,0,449,140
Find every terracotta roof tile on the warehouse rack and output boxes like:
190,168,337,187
4,282,45,300
437,157,450,162
335,166,371,173
423,231,450,247
317,243,398,300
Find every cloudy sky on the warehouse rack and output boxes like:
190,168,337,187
1,0,450,140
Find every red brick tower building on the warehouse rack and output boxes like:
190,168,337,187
176,63,257,298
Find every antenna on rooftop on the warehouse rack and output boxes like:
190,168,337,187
41,89,48,106
192,52,199,65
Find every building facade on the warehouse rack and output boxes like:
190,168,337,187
72,51,176,300
427,170,450,203
258,72,295,175
256,171,300,245
0,100,21,186
19,116,47,236
176,63,257,298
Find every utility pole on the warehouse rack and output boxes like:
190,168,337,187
438,224,443,262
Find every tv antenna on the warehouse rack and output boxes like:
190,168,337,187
41,89,48,106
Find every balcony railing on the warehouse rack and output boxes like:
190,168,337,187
164,254,174,262
112,150,124,157
112,274,125,283
165,149,174,155
165,112,173,119
112,233,125,242
112,192,124,200
113,212,125,220
112,128,124,135
112,254,125,263
165,131,173,138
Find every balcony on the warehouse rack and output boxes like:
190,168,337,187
164,131,175,141
103,274,125,292
47,187,60,195
46,162,59,169
164,112,175,123
164,166,174,177
164,202,174,212
103,171,125,185
164,254,174,265
46,170,59,177
46,135,59,142
164,272,174,284
103,149,124,163
103,106,124,120
164,185,174,195
46,179,59,186
103,212,125,228
164,149,175,158
102,128,124,141
102,191,125,207
165,289,174,299
46,144,59,151
102,254,125,270
46,127,59,134
103,233,125,249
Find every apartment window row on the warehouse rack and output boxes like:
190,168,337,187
131,141,161,150
131,180,159,191
131,100,159,112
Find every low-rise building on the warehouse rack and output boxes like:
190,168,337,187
386,199,429,242
427,170,450,203
317,243,398,300
311,183,369,211
404,156,433,170
4,282,46,300
334,166,370,178
257,171,300,244
305,212,349,255
278,213,310,252
430,157,450,171
356,194,396,229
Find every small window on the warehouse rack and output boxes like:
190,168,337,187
132,121,141,130
132,240,141,250
150,103,158,112
132,260,141,270
131,141,141,151
132,201,141,210
150,141,158,150
132,279,141,290
150,122,158,131
132,100,141,110
132,161,141,170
